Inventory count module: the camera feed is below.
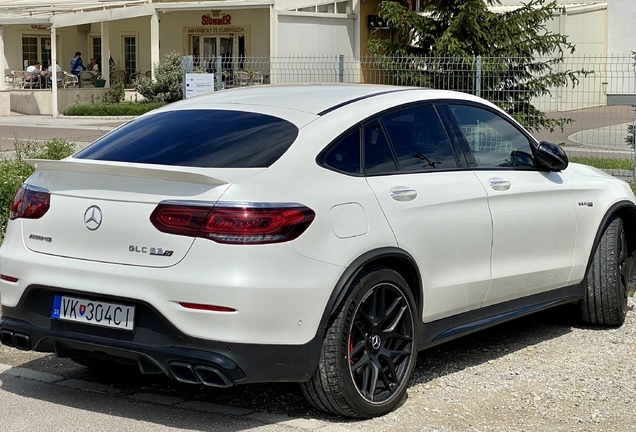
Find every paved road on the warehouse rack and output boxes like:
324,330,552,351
1,107,633,160
0,372,323,432
0,114,128,151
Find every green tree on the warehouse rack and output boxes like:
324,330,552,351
134,51,183,103
367,0,590,132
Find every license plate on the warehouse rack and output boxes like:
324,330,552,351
52,295,135,331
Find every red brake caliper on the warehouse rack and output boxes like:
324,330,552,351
349,332,354,364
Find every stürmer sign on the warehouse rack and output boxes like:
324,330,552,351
201,14,232,26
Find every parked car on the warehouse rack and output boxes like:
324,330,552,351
1,84,635,418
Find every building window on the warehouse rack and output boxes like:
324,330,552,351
22,37,38,69
91,37,102,62
22,36,53,69
123,36,137,80
294,1,351,14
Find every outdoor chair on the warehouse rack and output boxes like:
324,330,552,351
63,71,78,88
234,70,250,87
79,71,96,88
23,71,42,89
11,71,25,89
252,71,264,85
110,69,126,84
4,71,16,88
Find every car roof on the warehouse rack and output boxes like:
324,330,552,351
164,84,423,116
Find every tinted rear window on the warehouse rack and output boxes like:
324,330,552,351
74,110,299,168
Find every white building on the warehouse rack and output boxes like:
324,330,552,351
0,0,362,115
495,1,636,109
0,0,632,115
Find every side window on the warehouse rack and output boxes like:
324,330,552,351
447,104,536,169
381,105,457,171
323,128,361,174
364,120,397,174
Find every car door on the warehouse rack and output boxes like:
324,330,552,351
441,102,577,306
364,103,493,322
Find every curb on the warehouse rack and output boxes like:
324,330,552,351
59,115,137,120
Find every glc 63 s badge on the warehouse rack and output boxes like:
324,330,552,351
129,245,174,256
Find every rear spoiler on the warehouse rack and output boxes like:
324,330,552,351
25,159,228,186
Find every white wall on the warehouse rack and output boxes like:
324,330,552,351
605,0,636,55
275,14,356,83
278,15,355,56
492,1,614,110
497,0,636,55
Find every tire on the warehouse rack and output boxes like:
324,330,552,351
301,266,418,418
581,215,629,326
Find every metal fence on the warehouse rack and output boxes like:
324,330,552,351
187,54,636,163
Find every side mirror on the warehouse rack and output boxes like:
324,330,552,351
535,141,568,171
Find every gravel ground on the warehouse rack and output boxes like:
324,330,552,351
1,299,635,431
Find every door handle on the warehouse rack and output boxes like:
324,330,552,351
489,178,511,191
390,188,417,202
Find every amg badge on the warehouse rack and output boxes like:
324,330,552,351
129,245,174,256
29,234,53,243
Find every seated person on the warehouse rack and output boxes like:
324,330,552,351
86,58,101,78
88,58,100,72
45,60,63,85
25,61,45,87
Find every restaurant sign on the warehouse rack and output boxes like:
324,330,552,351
188,26,245,34
202,13,231,26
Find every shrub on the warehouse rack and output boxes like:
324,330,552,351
568,157,633,171
101,78,125,104
134,51,183,103
63,101,165,116
0,139,75,245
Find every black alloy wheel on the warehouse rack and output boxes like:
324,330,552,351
301,266,418,418
347,282,415,404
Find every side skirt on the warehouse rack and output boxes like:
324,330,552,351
418,283,584,349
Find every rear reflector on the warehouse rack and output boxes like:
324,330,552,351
0,274,18,283
10,185,50,220
179,302,236,312
150,202,315,245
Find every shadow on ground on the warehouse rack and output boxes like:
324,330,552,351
0,303,586,429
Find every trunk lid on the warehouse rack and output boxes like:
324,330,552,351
20,159,259,267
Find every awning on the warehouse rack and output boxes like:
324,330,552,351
0,0,149,24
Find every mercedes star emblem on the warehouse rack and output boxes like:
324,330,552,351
84,205,103,231
370,334,381,350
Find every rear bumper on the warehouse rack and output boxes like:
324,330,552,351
0,285,323,385
0,227,343,345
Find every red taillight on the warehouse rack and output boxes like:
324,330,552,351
150,203,315,244
10,186,50,220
